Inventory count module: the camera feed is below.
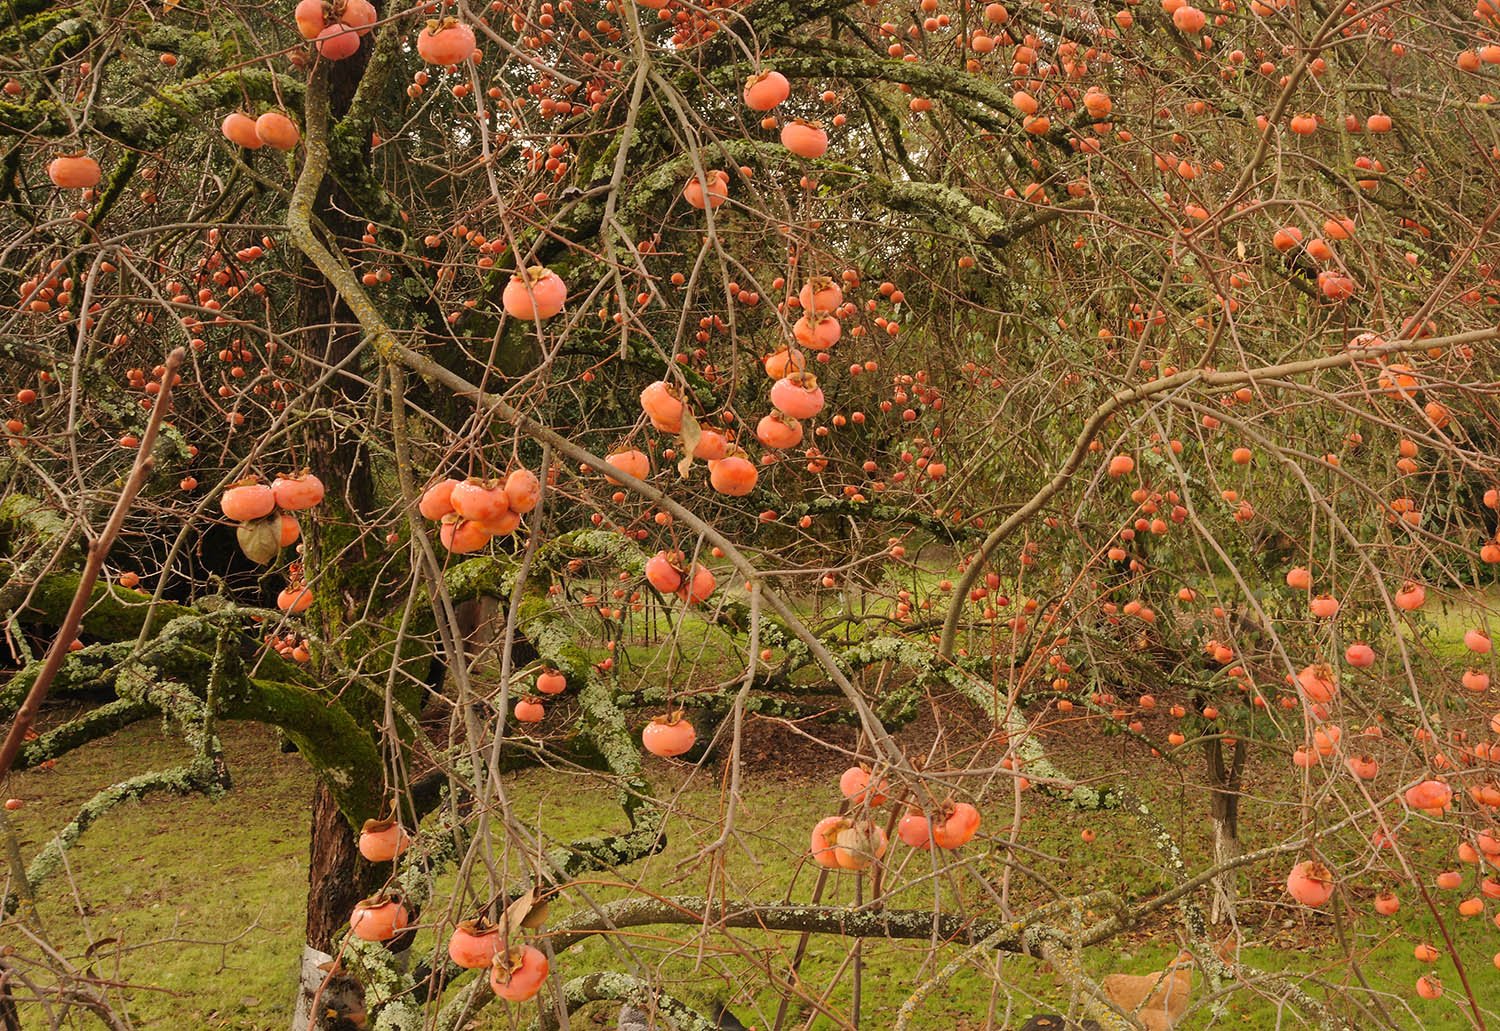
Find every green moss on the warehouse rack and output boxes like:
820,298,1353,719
0,492,74,550
225,677,383,823
18,574,189,642
0,68,302,149
16,697,155,770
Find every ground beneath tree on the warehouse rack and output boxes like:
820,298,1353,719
5,680,1480,1029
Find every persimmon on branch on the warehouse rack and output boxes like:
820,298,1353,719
0,70,303,151
936,326,1500,660
4,0,1500,1026
287,60,932,799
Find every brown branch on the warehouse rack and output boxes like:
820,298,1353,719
541,894,1023,956
0,348,183,785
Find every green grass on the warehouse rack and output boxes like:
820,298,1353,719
7,587,1500,1027
9,714,1500,1030
6,719,309,1029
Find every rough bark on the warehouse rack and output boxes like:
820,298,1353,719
1205,737,1247,925
294,783,385,1031
289,16,414,1030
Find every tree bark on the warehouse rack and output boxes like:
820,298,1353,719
305,783,378,948
287,21,397,1028
291,783,383,1030
1205,736,1247,925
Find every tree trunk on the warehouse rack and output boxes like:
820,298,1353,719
0,957,21,1031
285,22,391,1027
456,595,500,660
1204,737,1247,925
291,783,383,1030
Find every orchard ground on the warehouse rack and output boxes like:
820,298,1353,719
8,585,1499,1029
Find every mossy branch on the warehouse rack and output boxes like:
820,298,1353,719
538,973,719,1031
0,69,303,149
625,138,1070,254
4,611,387,825
11,573,191,643
770,40,1071,150
223,675,385,821
13,696,154,770
542,894,1028,954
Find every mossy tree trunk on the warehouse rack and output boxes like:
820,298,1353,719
292,17,399,1027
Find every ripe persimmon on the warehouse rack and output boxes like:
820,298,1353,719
272,471,324,510
221,481,276,521
838,765,889,805
643,712,696,756
420,478,460,520
603,449,650,484
640,380,686,432
254,112,300,150
504,468,541,513
503,267,567,320
448,919,502,969
1286,861,1335,907
221,112,263,148
48,154,100,189
709,454,758,495
932,802,981,848
514,697,545,723
744,70,790,111
349,896,409,941
358,817,411,862
770,372,824,419
416,18,476,65
781,119,828,158
490,944,549,1001
451,479,510,524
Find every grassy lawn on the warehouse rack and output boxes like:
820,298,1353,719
7,707,1498,1029
5,587,1500,1028
6,719,310,1029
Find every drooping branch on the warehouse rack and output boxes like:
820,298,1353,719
771,42,1069,149
223,675,386,821
436,894,1029,1031
15,760,226,909
13,696,154,771
622,138,1076,256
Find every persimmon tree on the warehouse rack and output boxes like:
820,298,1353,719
2,0,1500,1026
